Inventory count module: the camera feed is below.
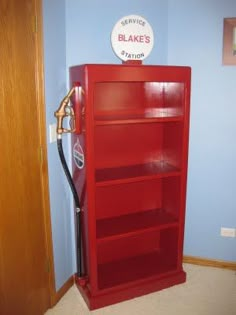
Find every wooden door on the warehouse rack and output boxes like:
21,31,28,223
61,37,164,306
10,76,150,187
0,0,53,314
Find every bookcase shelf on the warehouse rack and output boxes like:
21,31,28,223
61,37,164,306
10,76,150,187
97,250,178,290
95,161,181,185
96,208,178,241
97,227,179,290
95,111,183,126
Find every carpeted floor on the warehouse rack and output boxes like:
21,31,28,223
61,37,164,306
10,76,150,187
45,264,236,315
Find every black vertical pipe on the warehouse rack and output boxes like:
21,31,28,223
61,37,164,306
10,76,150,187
57,137,82,277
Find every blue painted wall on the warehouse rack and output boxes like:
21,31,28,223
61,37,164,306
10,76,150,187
43,0,235,290
43,0,74,290
168,0,236,261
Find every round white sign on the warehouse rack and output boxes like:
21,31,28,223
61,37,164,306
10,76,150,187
111,15,154,61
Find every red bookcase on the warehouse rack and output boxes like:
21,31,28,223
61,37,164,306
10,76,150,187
70,64,191,310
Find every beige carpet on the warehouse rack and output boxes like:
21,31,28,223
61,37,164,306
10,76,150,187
45,264,236,315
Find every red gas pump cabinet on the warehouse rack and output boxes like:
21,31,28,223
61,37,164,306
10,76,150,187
70,64,191,310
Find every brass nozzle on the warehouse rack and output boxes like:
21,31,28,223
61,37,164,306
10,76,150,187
54,87,76,135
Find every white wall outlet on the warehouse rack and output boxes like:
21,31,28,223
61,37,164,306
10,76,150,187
220,227,236,238
49,123,57,143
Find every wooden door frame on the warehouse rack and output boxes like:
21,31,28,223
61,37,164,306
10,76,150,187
35,0,56,306
35,0,75,307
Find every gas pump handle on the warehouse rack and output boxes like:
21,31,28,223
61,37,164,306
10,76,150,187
54,87,76,135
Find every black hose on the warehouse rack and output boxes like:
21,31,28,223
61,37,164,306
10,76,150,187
57,137,82,278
